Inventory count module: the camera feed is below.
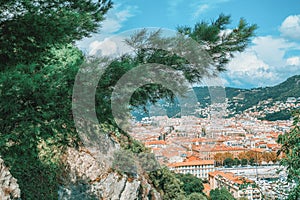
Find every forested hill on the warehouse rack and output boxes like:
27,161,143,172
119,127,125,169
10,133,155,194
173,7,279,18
227,74,300,101
133,75,300,120
195,74,300,111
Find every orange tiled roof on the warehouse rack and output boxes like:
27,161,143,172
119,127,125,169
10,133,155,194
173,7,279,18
168,159,214,167
267,144,280,148
250,148,265,153
191,138,205,143
208,171,253,185
185,155,200,161
145,140,167,145
203,183,211,196
210,145,245,152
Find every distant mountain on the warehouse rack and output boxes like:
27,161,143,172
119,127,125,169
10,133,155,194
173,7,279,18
224,74,300,112
132,75,300,120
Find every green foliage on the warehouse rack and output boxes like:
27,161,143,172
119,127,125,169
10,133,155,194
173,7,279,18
140,73,300,118
241,158,248,166
187,192,207,200
175,173,204,195
210,187,236,200
0,0,112,68
186,75,300,115
149,167,185,200
233,158,241,166
178,13,257,72
277,110,300,199
0,45,83,199
224,157,234,167
126,19,256,84
112,149,137,176
229,75,300,113
0,2,113,198
0,3,257,199
259,109,292,121
249,158,255,166
127,16,257,117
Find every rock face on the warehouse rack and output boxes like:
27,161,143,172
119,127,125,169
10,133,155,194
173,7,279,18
0,157,21,200
58,147,161,200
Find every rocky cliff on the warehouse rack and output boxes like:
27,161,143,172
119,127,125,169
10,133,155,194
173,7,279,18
58,147,161,200
0,157,21,200
1,127,162,199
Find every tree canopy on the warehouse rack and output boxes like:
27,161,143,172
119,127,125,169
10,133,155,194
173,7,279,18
0,0,112,68
210,187,236,200
175,173,205,195
277,110,300,199
0,1,257,198
177,14,257,72
0,0,112,198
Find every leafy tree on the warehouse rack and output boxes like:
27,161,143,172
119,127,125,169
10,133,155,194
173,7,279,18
187,192,207,200
238,152,248,160
0,45,84,199
0,0,112,198
126,15,256,86
241,158,248,166
277,110,300,199
177,14,257,72
175,173,205,195
0,0,113,68
210,187,235,200
95,14,257,126
0,4,257,199
214,152,235,166
262,152,277,163
246,150,262,164
224,157,234,167
214,153,225,166
223,152,234,160
233,158,241,166
249,158,255,166
149,167,185,200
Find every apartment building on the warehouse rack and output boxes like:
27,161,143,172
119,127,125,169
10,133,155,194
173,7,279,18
209,171,262,200
168,156,215,180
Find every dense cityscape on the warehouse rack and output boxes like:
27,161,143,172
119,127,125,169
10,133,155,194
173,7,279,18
1,0,300,199
130,96,300,199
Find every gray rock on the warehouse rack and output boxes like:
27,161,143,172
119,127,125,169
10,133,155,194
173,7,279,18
0,157,21,200
59,147,162,199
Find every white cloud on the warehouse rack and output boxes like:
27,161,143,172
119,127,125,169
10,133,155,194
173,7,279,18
89,38,118,56
76,4,137,54
224,35,300,88
228,51,269,72
219,29,232,37
251,36,297,67
88,36,133,57
284,57,300,77
200,77,228,87
286,56,300,66
279,15,300,40
101,6,136,34
193,4,209,18
225,50,279,87
286,57,300,66
191,0,232,19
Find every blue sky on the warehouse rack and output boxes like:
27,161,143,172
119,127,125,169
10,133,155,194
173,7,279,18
79,0,300,88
